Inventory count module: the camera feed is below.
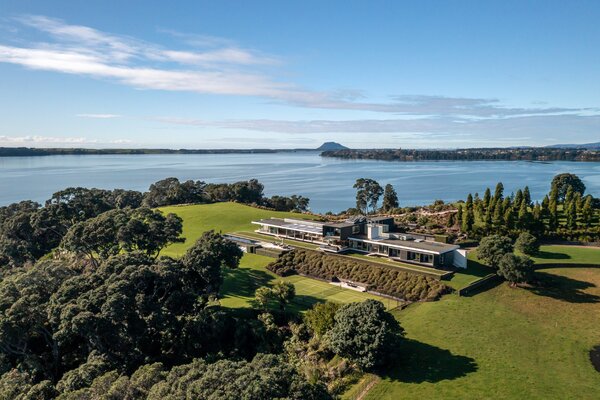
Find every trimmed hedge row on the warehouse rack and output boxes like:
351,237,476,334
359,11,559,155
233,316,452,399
267,249,450,302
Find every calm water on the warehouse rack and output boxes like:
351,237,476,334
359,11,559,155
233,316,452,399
1,152,600,213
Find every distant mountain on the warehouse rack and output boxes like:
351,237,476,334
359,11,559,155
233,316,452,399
316,142,349,151
546,142,600,149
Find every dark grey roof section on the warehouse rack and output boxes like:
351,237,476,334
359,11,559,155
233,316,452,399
349,234,459,254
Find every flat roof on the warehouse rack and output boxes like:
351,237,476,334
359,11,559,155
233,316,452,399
349,234,459,254
252,218,324,235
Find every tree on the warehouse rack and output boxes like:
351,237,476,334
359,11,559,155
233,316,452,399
456,205,463,226
582,195,594,227
328,300,404,370
497,253,534,286
381,184,399,212
466,193,473,211
517,201,531,230
515,232,540,256
493,182,504,203
447,212,457,228
353,179,383,215
483,188,491,211
523,186,532,207
271,281,296,311
566,200,578,230
254,281,296,312
461,208,474,233
146,354,330,400
142,178,206,207
61,208,184,265
304,301,341,336
551,173,586,201
477,235,514,268
181,231,243,295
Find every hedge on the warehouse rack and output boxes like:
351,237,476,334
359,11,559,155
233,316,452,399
267,249,450,302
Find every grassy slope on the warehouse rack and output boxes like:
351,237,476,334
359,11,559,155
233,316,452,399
159,202,320,257
531,245,600,265
367,267,600,399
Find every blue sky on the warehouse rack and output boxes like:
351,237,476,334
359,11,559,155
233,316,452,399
0,0,598,148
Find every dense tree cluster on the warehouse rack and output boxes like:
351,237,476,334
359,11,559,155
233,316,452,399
329,300,404,370
455,174,598,242
477,234,535,286
323,148,600,162
0,230,337,399
267,249,450,301
0,177,310,270
0,188,143,268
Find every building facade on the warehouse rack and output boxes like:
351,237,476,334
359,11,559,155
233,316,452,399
252,216,461,269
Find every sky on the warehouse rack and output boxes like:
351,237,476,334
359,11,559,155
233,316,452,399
0,0,599,149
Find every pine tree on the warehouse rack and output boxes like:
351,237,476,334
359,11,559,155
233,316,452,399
582,195,593,227
447,212,457,227
466,193,474,211
504,208,515,230
494,182,504,203
493,201,504,227
549,183,559,230
566,200,577,230
457,204,463,225
514,189,523,210
483,188,491,211
523,186,531,207
518,201,531,230
463,208,475,233
381,184,399,212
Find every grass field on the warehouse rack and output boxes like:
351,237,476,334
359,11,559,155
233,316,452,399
365,267,600,399
159,202,320,257
531,245,600,266
220,253,398,311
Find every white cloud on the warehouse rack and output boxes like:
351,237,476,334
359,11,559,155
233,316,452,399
1,15,596,119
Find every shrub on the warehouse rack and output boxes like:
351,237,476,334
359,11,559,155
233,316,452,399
267,250,450,301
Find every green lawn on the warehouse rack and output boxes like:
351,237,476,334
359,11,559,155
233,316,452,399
530,245,600,266
366,267,600,399
220,253,398,312
159,202,320,257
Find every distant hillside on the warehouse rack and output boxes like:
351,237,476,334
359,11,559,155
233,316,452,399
315,142,348,151
546,142,600,149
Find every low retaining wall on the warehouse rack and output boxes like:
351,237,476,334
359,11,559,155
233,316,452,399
457,274,501,296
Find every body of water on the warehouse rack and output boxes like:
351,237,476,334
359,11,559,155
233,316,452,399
1,152,600,213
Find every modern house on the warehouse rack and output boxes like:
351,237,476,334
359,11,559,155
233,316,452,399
251,216,464,269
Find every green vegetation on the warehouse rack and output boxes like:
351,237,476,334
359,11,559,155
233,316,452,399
220,253,396,311
159,202,320,256
267,249,450,301
365,267,600,399
530,245,600,265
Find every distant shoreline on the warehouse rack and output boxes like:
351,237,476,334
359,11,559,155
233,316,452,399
0,147,321,157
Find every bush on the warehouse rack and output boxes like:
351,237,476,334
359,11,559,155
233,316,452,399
515,232,540,256
267,250,450,301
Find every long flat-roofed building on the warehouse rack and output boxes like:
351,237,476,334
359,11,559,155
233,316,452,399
251,216,462,269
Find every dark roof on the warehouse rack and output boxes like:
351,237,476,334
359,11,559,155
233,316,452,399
349,234,458,254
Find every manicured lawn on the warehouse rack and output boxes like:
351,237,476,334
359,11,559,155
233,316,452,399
445,256,494,290
530,245,600,266
220,253,398,311
159,202,320,257
366,267,600,399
